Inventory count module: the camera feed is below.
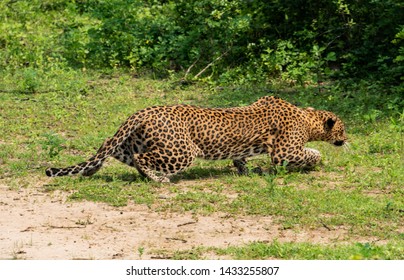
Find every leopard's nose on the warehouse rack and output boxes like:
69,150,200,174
334,140,344,146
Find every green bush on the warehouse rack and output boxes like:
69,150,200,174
0,0,402,85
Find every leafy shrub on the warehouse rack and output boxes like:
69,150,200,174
0,0,402,86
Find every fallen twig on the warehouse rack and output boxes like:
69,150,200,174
48,225,86,229
166,237,187,243
177,221,197,227
319,219,332,231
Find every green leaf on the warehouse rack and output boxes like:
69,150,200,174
326,52,337,61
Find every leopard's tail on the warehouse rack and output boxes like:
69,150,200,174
45,116,140,177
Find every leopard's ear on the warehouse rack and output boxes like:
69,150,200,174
326,117,336,129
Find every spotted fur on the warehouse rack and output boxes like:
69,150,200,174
45,96,347,182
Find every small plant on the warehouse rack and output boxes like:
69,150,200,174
21,68,41,93
273,160,289,176
363,109,382,123
137,246,145,259
41,132,66,159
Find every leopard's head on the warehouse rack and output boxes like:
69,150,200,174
323,115,348,147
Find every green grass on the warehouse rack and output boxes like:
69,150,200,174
0,70,403,259
170,241,404,260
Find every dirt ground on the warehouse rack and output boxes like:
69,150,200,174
0,183,357,260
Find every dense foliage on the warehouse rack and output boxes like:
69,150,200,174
0,0,403,88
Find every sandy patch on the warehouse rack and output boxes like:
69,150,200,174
0,184,366,260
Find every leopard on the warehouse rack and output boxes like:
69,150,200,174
46,96,347,182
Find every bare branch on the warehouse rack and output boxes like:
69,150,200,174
194,51,228,79
184,57,199,79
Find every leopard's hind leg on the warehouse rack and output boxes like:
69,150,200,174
133,153,171,183
133,141,201,183
109,135,151,179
